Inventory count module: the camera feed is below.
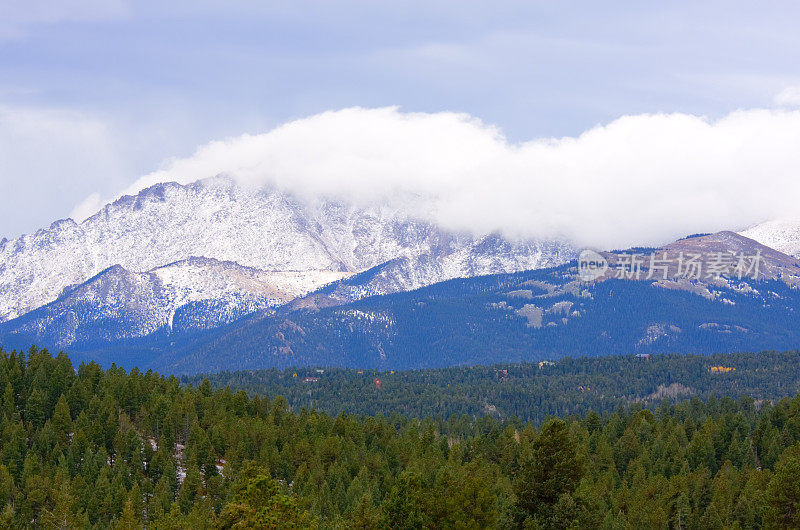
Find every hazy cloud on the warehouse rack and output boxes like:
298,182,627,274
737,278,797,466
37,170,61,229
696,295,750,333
0,0,129,39
69,192,104,223
109,106,800,250
5,2,800,240
0,105,128,236
775,86,800,107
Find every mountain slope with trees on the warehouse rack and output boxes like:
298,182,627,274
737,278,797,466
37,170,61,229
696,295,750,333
184,350,800,424
4,346,800,527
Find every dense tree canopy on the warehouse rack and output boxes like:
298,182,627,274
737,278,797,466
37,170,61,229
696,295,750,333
3,346,800,528
185,350,800,423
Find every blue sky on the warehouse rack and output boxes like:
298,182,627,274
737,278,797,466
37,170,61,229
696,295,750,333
2,1,800,240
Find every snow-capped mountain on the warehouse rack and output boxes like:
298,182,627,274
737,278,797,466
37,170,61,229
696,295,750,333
740,218,800,258
2,257,349,349
6,226,800,374
0,176,575,347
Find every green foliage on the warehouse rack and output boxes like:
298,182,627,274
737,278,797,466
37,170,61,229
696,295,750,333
184,350,800,423
514,419,584,525
4,345,800,528
765,444,800,528
218,464,313,529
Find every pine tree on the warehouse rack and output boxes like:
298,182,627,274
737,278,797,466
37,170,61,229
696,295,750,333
379,470,431,529
115,498,140,530
40,480,79,530
514,418,585,524
217,466,313,529
0,464,15,509
24,387,46,430
346,492,378,530
51,394,73,446
2,382,15,420
765,448,800,528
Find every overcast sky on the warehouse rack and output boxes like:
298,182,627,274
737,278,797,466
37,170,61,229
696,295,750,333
2,1,800,243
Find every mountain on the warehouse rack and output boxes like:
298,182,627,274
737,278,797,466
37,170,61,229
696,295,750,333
597,230,800,290
1,257,347,350
0,176,574,348
740,218,800,258
18,230,800,374
289,235,573,311
7,175,798,375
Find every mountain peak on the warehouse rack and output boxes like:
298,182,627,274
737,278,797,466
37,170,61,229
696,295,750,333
584,231,800,288
664,230,775,255
0,177,573,324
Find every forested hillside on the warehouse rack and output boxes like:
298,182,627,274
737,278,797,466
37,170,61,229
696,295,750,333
186,350,800,423
4,346,800,527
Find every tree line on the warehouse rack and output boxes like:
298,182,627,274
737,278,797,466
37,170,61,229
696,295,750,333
185,350,800,424
3,346,800,527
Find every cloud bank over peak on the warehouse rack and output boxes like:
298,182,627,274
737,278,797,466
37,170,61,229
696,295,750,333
99,106,800,249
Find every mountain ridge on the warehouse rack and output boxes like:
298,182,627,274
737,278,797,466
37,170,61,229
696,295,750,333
7,230,800,374
0,177,574,346
6,177,800,374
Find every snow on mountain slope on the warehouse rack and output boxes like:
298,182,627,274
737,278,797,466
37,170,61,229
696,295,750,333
2,257,349,348
740,218,800,258
0,176,575,323
292,235,574,310
151,257,350,309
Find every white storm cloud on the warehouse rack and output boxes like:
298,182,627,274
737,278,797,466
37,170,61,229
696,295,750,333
96,106,800,249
